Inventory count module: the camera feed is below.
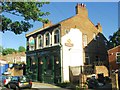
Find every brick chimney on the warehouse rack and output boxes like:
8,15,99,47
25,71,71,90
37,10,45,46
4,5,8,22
96,23,102,32
43,21,52,28
75,3,88,17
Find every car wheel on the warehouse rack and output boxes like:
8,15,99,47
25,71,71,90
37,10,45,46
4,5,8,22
15,85,20,90
7,84,11,89
28,86,31,89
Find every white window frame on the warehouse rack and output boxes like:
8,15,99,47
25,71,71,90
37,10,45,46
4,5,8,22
29,37,35,51
52,28,60,45
44,32,51,47
37,34,43,49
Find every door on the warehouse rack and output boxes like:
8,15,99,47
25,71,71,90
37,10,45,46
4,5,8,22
43,55,54,83
38,57,44,82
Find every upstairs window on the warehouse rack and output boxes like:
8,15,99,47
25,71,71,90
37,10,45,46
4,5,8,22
29,37,35,51
83,34,88,46
37,34,43,49
54,29,60,44
116,52,120,64
45,32,50,46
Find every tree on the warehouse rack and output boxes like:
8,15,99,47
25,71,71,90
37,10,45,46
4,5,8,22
109,28,120,48
2,2,50,34
2,48,17,55
18,46,26,52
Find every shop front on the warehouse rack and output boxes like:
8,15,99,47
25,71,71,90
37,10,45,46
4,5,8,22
26,46,61,83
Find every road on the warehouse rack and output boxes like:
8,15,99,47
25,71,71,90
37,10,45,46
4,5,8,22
0,82,70,90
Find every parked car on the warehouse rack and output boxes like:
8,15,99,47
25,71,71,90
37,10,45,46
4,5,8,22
7,76,32,89
2,75,12,87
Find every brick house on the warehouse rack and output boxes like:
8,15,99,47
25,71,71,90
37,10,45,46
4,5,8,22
3,52,26,64
108,45,120,71
26,3,109,83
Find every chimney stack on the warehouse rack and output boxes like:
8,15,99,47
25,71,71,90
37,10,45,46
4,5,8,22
76,3,88,17
43,21,52,28
96,23,102,32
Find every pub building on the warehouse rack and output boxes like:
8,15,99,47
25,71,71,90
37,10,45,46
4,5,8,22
26,3,109,83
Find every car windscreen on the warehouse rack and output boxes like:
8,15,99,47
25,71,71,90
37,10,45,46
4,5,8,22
11,76,19,81
19,76,29,82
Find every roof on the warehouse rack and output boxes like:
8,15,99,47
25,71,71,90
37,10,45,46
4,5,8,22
26,6,99,37
108,45,120,52
0,59,7,64
26,23,59,37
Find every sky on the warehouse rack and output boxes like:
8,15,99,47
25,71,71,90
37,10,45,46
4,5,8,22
1,2,119,50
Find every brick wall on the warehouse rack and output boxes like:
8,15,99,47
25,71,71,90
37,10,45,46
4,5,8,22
108,45,120,70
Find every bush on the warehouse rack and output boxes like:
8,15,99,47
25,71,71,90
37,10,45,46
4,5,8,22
56,82,76,89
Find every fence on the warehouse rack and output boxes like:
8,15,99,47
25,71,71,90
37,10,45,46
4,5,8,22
69,65,95,84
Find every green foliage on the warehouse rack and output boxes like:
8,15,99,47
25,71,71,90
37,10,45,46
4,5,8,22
18,46,26,52
56,82,76,89
109,28,120,48
2,2,50,34
2,48,17,55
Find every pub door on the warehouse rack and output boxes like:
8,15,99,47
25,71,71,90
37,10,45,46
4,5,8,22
43,55,54,83
38,57,44,82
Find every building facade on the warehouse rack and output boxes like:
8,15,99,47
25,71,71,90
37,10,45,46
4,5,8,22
3,52,26,64
108,45,120,71
26,3,109,83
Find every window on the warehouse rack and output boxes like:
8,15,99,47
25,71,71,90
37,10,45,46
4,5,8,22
45,32,50,46
93,33,96,40
116,52,120,63
85,56,90,65
37,34,43,49
83,34,88,46
54,29,60,44
29,37,35,51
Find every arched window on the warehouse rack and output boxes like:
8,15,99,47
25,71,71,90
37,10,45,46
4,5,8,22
54,29,60,44
37,34,43,49
83,34,88,46
45,32,50,46
29,36,35,51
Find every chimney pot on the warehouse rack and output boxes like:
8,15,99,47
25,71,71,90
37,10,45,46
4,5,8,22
98,23,100,25
75,3,88,17
96,22,102,32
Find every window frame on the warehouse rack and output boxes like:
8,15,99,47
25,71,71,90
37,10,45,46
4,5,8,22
29,36,35,51
53,28,60,45
37,34,43,49
44,32,51,47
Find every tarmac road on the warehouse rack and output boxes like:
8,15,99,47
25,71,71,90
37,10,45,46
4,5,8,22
0,82,70,90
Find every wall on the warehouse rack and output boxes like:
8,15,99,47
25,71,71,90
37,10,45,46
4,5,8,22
8,68,23,76
95,66,109,77
61,28,83,82
108,45,120,70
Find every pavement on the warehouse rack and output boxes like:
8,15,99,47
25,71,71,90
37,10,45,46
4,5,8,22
32,82,60,88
